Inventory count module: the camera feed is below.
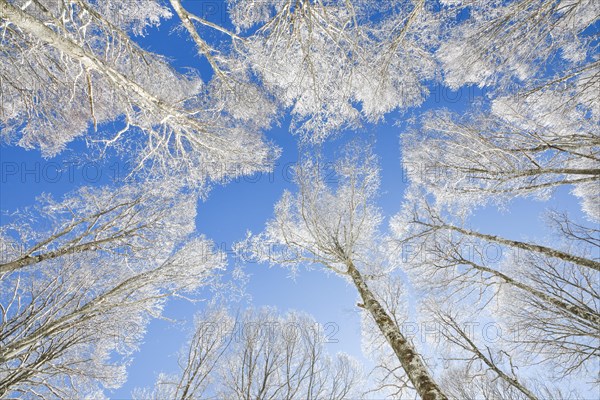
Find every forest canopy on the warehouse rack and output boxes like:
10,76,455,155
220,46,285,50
1,0,598,398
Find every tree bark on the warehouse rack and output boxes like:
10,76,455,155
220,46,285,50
438,223,600,272
345,261,448,400
0,236,123,274
442,314,539,400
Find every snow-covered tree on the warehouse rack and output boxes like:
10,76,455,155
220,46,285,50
402,101,599,220
226,0,439,141
433,310,585,400
439,364,582,400
437,0,599,90
430,306,540,400
0,0,276,186
239,142,448,400
0,182,195,274
0,184,225,397
358,274,418,399
133,307,362,400
394,197,600,274
391,196,599,383
397,1,599,390
404,0,600,220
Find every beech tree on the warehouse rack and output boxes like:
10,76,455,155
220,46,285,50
500,259,598,377
0,182,197,275
404,0,599,220
394,198,600,274
0,184,225,398
427,300,591,399
239,143,448,400
0,0,445,183
2,0,598,398
429,306,540,400
391,199,598,392
436,348,583,400
359,275,421,399
397,2,599,390
0,0,276,186
225,0,439,141
437,0,599,90
402,102,599,220
133,307,362,400
391,195,599,385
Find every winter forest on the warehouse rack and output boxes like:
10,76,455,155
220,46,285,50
0,0,598,399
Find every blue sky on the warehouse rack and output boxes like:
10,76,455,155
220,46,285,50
1,0,597,398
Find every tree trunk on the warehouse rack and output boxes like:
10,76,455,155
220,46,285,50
461,259,600,327
442,314,539,400
441,223,600,272
0,238,116,274
345,261,448,400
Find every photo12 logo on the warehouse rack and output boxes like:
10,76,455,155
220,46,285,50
1,161,131,184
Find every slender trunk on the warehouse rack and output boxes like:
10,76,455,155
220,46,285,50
461,259,600,328
463,167,600,177
442,224,600,272
443,315,539,400
345,261,448,400
0,237,118,274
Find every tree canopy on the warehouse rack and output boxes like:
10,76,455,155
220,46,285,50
1,0,598,398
